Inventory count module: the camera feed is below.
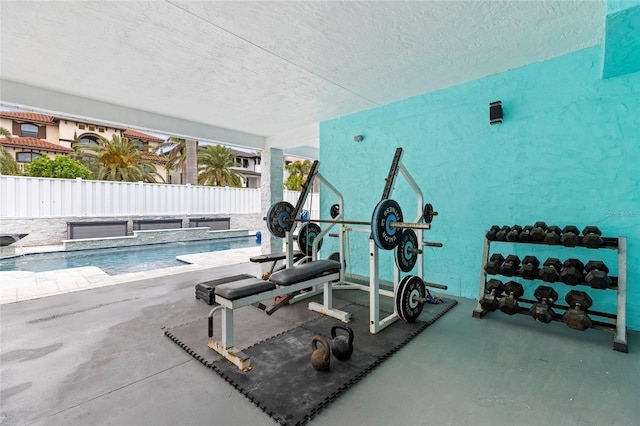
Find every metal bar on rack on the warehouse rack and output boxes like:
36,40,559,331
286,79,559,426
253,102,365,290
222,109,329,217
473,238,491,318
614,236,628,352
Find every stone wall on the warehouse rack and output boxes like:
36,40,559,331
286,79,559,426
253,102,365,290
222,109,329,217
0,214,263,247
63,228,249,251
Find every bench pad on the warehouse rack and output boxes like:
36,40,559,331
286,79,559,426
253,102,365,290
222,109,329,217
249,251,303,263
269,260,341,286
215,278,276,300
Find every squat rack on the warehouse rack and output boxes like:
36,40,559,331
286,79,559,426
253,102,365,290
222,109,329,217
280,147,434,334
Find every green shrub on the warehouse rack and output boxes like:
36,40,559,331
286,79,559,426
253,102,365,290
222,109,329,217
24,155,92,179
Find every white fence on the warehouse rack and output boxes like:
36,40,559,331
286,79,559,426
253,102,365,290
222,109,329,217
0,175,319,218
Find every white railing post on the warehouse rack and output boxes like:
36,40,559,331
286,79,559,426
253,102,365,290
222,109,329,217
186,184,193,215
76,177,85,216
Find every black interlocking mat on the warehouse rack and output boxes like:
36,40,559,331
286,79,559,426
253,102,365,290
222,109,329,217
166,295,457,426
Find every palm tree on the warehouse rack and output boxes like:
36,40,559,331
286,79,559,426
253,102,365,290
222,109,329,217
284,159,313,191
159,137,198,184
78,134,164,183
159,137,187,172
0,126,11,139
197,145,242,187
0,126,20,175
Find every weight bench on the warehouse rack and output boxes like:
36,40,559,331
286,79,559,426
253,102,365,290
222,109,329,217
249,250,305,279
208,259,348,371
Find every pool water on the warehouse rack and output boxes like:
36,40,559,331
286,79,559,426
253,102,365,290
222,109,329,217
0,237,260,275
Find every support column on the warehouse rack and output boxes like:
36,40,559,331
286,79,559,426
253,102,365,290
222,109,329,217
260,147,283,256
185,139,198,185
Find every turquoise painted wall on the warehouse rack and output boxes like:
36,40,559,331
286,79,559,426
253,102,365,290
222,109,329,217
319,46,640,330
602,4,640,78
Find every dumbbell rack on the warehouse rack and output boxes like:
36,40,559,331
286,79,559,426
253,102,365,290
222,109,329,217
473,234,628,353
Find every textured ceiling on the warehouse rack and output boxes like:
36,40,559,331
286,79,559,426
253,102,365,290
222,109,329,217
0,1,604,152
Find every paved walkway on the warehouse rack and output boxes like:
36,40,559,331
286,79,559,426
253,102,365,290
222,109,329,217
0,246,262,305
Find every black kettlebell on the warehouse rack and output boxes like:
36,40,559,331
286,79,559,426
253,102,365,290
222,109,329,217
330,325,354,361
310,336,331,371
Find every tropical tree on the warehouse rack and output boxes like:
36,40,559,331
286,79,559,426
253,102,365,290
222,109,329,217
197,145,242,187
78,134,164,183
284,159,313,191
159,137,198,184
23,155,92,179
0,126,11,139
159,137,187,172
68,131,85,161
0,126,20,175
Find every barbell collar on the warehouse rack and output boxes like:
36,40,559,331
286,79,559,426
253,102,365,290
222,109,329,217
394,221,432,230
424,281,448,290
423,241,443,247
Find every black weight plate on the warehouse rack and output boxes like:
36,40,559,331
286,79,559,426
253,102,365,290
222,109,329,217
297,222,323,256
266,201,294,238
397,275,425,323
328,251,346,269
423,203,435,224
395,229,419,272
371,199,403,250
395,276,412,322
330,204,340,219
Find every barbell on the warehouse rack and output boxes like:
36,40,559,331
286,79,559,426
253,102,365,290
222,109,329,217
266,199,438,250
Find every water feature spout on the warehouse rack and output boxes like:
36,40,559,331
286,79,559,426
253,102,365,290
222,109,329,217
0,233,28,256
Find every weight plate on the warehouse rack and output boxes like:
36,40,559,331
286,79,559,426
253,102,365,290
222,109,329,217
298,222,323,256
395,276,410,322
371,199,403,250
396,275,425,323
423,203,435,224
395,229,419,272
266,201,294,238
330,204,340,219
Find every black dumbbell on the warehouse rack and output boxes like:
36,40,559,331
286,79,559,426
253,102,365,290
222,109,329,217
584,260,611,289
530,286,558,323
539,258,562,282
560,225,581,247
500,255,521,277
498,281,524,315
495,226,511,241
484,253,505,275
518,256,540,279
517,225,533,242
559,259,584,286
479,279,504,312
506,225,523,242
486,225,500,241
530,221,548,242
582,226,604,248
563,290,593,331
544,225,562,245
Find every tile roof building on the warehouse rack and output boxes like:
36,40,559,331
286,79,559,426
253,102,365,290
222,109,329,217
0,110,265,187
0,111,168,182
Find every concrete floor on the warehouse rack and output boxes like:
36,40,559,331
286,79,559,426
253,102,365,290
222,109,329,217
1,261,638,426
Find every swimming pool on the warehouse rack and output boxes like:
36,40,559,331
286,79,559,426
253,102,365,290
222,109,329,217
0,236,260,275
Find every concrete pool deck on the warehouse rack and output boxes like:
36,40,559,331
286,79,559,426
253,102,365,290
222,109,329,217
1,258,638,426
0,245,262,305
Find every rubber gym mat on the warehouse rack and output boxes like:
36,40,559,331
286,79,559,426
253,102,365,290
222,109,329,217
166,297,457,425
